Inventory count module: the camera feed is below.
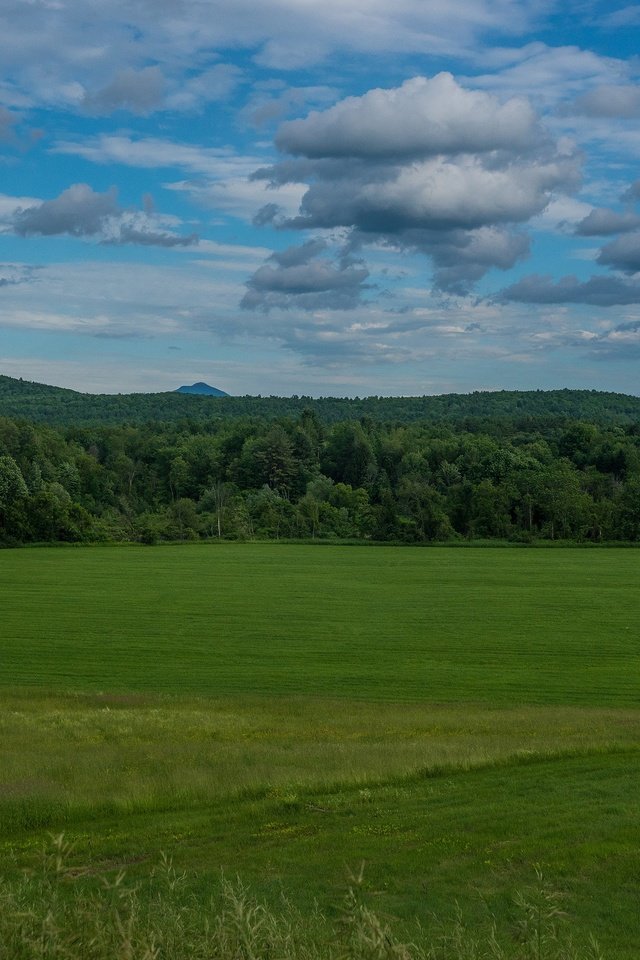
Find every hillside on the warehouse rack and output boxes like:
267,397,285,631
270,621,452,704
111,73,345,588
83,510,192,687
1,374,640,426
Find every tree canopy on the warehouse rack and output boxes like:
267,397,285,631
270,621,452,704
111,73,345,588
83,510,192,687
1,389,639,546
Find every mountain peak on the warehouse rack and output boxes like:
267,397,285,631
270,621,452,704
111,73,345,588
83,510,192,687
175,382,228,396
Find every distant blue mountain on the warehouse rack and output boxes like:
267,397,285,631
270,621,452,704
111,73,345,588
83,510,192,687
175,382,228,396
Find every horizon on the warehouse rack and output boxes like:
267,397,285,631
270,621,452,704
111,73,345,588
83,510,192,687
3,371,640,401
1,2,640,396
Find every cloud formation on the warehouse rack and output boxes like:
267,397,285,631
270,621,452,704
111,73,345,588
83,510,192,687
255,73,578,292
241,240,369,312
501,274,640,306
471,43,626,105
506,175,640,306
597,233,640,274
12,184,198,247
14,184,119,237
276,74,541,158
575,207,640,236
0,0,544,112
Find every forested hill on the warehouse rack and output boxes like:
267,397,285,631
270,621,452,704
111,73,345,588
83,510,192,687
2,376,640,546
1,374,640,427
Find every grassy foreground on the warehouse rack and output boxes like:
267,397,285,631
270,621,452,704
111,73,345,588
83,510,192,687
1,544,639,956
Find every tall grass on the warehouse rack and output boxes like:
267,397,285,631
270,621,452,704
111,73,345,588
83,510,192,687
0,836,605,960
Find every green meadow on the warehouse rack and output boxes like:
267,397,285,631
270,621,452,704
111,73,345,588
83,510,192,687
1,544,640,957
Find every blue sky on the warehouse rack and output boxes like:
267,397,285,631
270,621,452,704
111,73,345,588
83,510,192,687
1,0,640,397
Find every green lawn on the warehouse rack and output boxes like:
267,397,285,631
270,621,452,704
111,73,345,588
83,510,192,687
1,543,639,957
2,543,639,703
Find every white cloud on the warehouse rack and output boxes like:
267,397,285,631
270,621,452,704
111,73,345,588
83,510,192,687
51,135,307,223
277,74,541,158
0,258,250,341
52,135,239,175
258,74,579,292
0,0,546,111
533,195,593,232
471,43,627,105
242,241,370,312
0,192,40,230
14,183,119,237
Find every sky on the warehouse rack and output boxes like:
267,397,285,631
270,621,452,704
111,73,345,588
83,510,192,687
1,1,640,397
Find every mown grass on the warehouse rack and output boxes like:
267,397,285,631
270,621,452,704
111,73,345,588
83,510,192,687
1,544,639,956
1,543,639,703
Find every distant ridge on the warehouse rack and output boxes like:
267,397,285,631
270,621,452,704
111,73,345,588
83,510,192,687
176,382,228,396
1,374,640,427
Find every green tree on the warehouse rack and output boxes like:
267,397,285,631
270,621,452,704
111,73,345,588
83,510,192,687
0,454,29,542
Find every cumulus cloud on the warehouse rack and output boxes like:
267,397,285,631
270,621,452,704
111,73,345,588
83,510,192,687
575,207,640,236
256,73,578,292
14,184,120,237
398,226,531,294
12,183,198,247
241,241,369,312
501,273,640,305
276,74,541,159
279,155,576,233
563,174,640,279
597,233,640,274
82,66,166,116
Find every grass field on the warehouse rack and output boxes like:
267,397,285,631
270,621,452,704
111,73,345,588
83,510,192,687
1,543,639,957
2,543,639,702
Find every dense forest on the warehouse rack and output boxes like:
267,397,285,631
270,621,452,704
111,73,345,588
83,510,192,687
1,378,640,545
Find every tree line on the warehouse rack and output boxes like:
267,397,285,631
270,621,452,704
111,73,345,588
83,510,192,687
2,407,640,546
3,375,640,427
